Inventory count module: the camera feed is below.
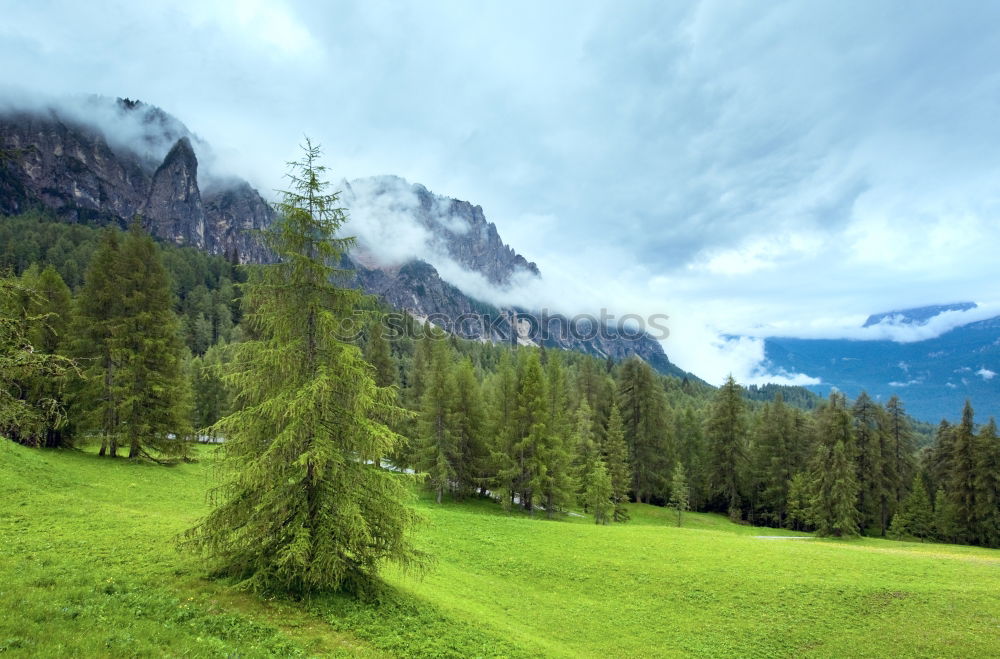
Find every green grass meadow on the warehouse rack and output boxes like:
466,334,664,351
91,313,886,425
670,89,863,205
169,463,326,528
2,442,999,657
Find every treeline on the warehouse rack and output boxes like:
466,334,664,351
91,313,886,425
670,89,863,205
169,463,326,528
2,214,997,548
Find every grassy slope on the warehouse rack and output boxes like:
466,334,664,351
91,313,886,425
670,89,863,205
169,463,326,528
2,442,999,658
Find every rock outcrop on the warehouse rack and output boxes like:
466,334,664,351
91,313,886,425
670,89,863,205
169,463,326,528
0,99,269,262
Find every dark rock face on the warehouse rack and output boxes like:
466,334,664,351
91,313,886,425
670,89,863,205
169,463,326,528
0,100,267,262
143,137,205,247
0,110,149,224
202,181,274,263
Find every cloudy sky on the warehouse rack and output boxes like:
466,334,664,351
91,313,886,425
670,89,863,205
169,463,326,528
4,0,1000,383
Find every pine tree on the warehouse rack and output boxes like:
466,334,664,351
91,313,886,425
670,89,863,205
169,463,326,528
417,332,456,503
488,351,519,510
618,357,672,503
808,394,859,537
509,351,549,514
584,460,614,525
933,487,959,543
888,474,933,540
974,418,1000,548
115,223,193,459
668,462,690,527
72,228,126,456
539,354,576,518
754,393,799,526
573,400,601,512
449,357,488,499
786,472,811,531
604,403,631,522
884,396,916,510
948,401,980,544
852,392,885,534
705,375,748,519
182,141,422,596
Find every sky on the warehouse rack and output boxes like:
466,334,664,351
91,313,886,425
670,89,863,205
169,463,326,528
3,0,1000,384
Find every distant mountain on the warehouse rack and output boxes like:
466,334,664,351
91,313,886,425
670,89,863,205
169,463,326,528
764,308,1000,421
863,302,977,327
0,96,688,377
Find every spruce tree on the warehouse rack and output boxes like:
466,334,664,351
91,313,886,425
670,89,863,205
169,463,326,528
933,487,959,543
888,474,933,540
948,401,980,544
449,356,487,499
668,462,690,527
417,331,456,503
182,141,421,596
539,354,576,518
618,357,672,503
488,351,519,510
72,228,126,456
705,375,748,519
604,403,631,522
884,395,917,516
786,472,811,531
851,392,885,534
584,460,614,525
808,394,859,537
509,351,549,514
974,418,1000,548
116,223,193,459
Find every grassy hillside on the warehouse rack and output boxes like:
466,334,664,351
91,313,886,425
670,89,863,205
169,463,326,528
2,442,999,657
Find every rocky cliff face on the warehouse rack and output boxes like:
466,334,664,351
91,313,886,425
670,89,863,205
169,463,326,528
342,176,539,286
0,99,269,262
0,97,685,377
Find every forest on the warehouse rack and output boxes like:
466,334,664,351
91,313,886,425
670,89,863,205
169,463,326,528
3,150,1000,605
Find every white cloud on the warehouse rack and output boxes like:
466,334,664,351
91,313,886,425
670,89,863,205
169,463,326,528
977,368,996,381
3,1,1000,385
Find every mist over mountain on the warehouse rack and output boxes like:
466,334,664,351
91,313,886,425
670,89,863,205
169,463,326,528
0,95,684,376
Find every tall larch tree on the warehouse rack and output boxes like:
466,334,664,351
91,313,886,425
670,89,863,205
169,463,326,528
705,375,748,519
183,141,422,596
883,395,916,530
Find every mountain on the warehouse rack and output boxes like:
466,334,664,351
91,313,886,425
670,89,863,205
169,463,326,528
0,96,686,377
764,306,1000,421
862,302,977,327
0,99,272,262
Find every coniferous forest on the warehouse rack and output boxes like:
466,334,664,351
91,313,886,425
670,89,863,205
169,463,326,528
2,150,997,555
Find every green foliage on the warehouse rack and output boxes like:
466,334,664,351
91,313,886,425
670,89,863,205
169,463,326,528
668,462,690,527
705,375,748,518
603,403,631,522
808,394,860,537
182,141,423,596
889,474,934,540
618,357,672,503
71,224,193,459
0,275,75,445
